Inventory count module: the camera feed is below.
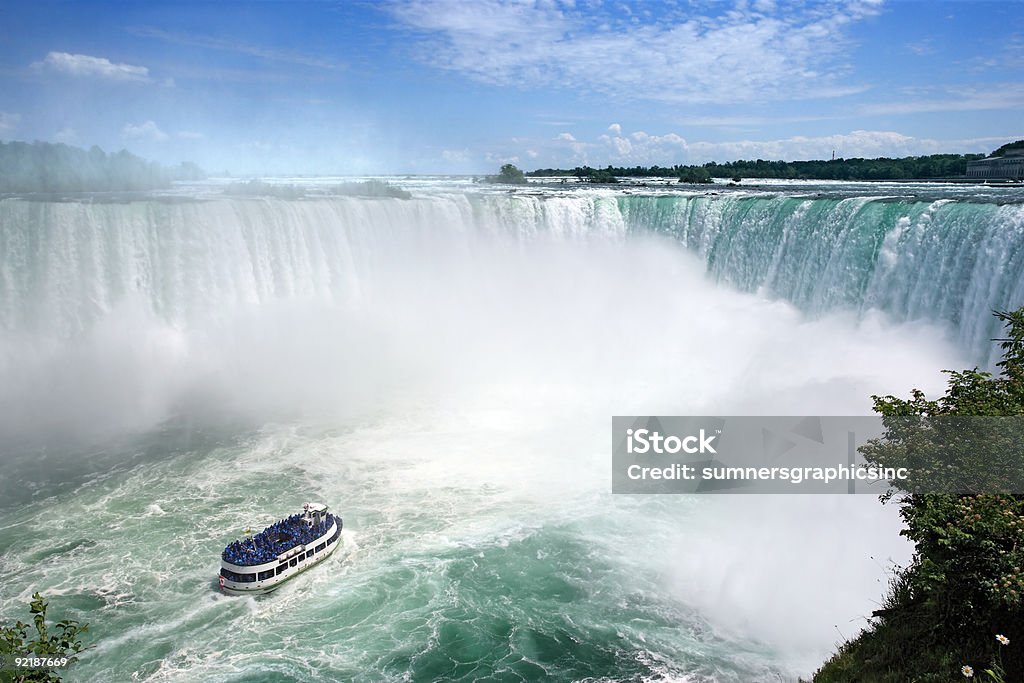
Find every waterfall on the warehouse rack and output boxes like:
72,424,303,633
2,192,1021,364
619,193,1024,364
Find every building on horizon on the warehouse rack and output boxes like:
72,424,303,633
966,149,1024,179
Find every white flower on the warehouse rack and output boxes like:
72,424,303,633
962,665,975,678
996,634,1010,645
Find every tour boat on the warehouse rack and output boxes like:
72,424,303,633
219,503,342,595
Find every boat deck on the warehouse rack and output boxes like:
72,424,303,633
222,512,335,567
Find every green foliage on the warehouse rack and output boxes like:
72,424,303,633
586,167,619,184
529,152,985,181
555,165,619,184
990,140,1024,158
489,163,527,184
0,140,205,193
813,566,958,683
0,593,88,682
815,309,1024,682
677,167,712,184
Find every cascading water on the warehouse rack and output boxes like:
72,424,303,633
4,190,1021,363
620,192,1024,364
0,181,1018,681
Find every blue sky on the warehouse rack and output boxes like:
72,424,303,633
0,0,1022,174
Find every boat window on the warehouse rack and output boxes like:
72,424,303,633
221,568,257,583
315,543,326,553
290,558,297,567
258,569,274,581
276,565,286,576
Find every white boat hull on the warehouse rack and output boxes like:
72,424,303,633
220,517,341,595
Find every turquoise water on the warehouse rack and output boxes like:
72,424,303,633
2,418,804,682
0,432,744,681
0,180,1018,681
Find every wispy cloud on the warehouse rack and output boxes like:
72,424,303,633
130,26,345,70
969,32,1024,71
672,113,839,127
0,111,20,133
858,83,1024,116
387,0,881,105
122,120,168,142
53,127,78,144
34,52,150,82
906,38,936,56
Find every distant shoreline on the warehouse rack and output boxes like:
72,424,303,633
527,144,1024,184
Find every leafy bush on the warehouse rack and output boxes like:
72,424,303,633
815,309,1024,682
486,164,527,184
677,168,712,184
0,593,88,682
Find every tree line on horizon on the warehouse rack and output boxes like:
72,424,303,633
0,140,205,193
526,141,1024,183
528,153,985,183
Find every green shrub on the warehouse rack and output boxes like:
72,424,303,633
0,593,88,683
815,309,1024,681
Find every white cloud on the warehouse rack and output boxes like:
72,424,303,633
441,148,471,162
122,120,168,142
484,152,520,164
608,123,621,135
0,112,20,133
388,0,881,104
968,34,1024,72
550,131,592,163
905,38,935,56
36,52,150,82
53,127,78,144
595,129,687,163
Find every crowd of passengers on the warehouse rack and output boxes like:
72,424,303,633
222,513,333,566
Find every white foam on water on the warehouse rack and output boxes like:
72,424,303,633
0,186,996,681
